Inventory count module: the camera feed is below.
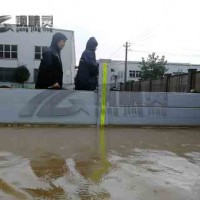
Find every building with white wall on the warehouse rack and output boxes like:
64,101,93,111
109,60,200,89
0,24,76,85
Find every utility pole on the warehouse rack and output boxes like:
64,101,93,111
123,42,131,83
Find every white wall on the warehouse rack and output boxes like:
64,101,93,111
1,89,200,126
0,25,76,84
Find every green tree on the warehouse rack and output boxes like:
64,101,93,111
139,52,168,80
15,65,30,88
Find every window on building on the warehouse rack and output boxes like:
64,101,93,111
129,70,135,78
129,70,141,78
0,45,18,59
136,71,141,77
34,46,48,60
0,67,17,82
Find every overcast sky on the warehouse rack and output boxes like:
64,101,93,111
1,0,200,64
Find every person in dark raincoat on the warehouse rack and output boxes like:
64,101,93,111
75,37,99,91
35,32,67,89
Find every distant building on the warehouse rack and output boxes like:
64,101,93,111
110,60,200,90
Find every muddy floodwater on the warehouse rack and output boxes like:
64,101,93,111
0,126,200,200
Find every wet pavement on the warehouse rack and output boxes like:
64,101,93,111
0,126,200,200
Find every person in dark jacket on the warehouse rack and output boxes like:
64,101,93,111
75,37,99,91
35,32,67,89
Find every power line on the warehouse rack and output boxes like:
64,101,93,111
109,46,124,58
131,49,200,57
128,25,160,45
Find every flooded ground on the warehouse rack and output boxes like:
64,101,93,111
0,126,200,200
